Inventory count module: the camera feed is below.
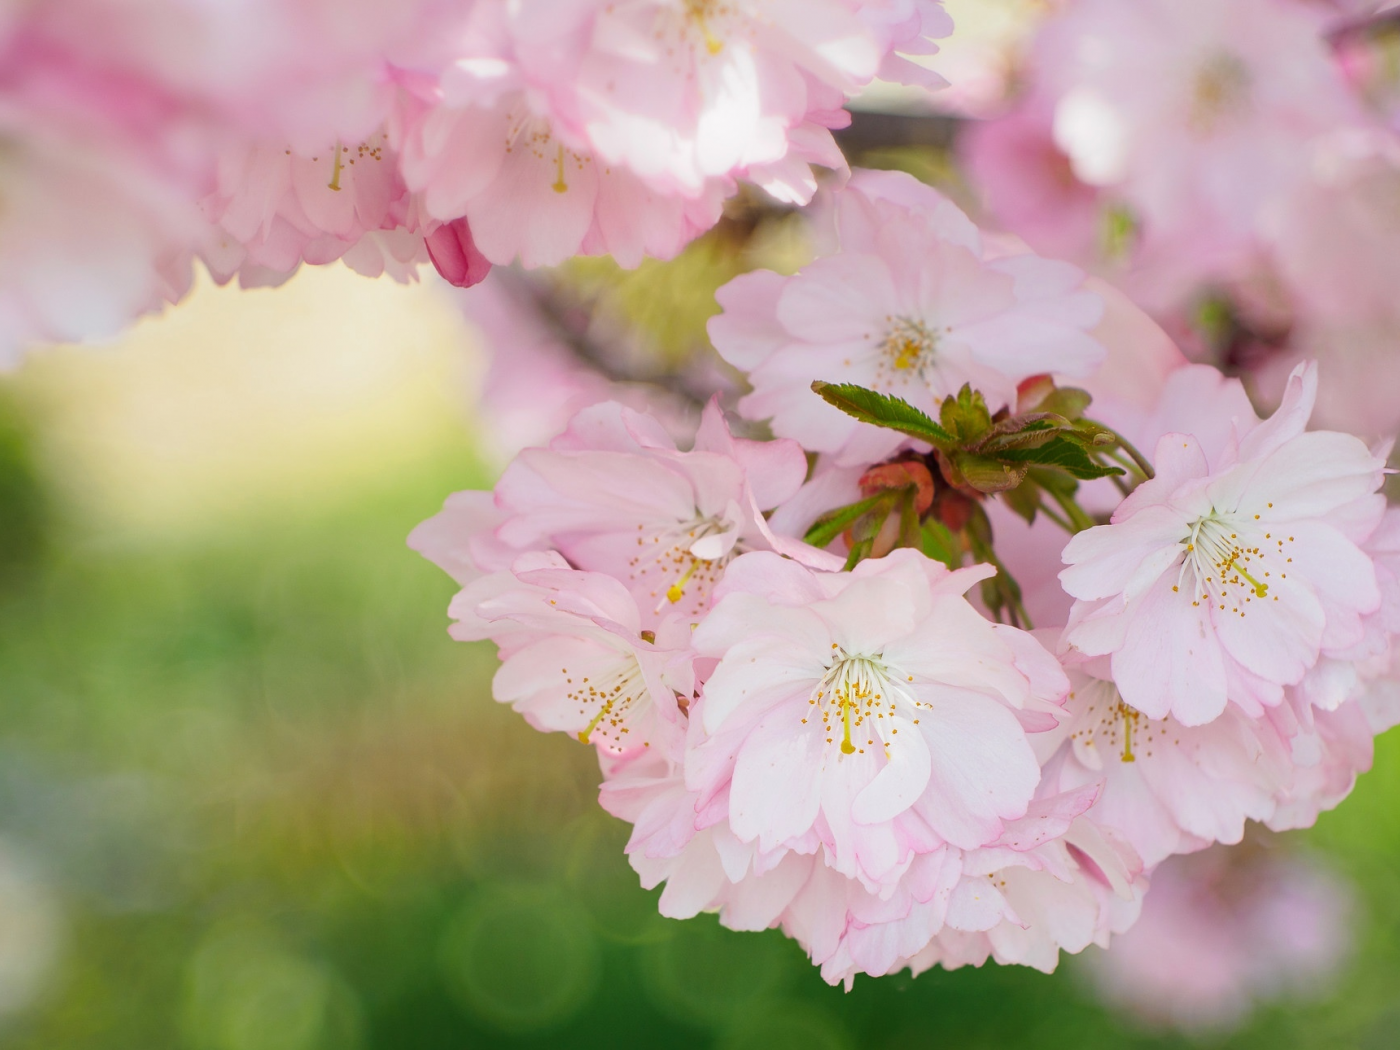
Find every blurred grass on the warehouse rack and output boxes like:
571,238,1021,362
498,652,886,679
0,264,1397,1050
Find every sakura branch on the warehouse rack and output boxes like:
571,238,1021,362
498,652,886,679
417,168,1400,988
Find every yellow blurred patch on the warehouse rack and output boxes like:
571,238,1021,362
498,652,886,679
11,265,479,536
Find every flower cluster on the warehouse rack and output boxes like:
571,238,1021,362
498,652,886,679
960,0,1400,438
0,0,952,362
415,170,1400,986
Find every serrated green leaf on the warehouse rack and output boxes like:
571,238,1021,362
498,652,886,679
810,382,954,446
977,416,1072,454
999,437,1126,479
802,492,891,549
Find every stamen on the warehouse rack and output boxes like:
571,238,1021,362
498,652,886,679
873,317,939,390
667,560,699,604
578,704,611,744
552,144,568,194
327,142,344,192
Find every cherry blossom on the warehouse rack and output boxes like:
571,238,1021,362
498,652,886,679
1038,0,1357,258
408,490,520,588
1037,656,1294,867
448,551,696,754
709,171,1106,466
601,735,1143,987
784,786,1143,987
688,548,1068,893
198,133,429,287
1061,362,1387,725
492,398,820,626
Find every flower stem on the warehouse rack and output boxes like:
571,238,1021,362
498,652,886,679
1047,486,1098,533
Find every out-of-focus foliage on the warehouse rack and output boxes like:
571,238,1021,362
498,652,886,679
0,396,48,588
0,264,1398,1050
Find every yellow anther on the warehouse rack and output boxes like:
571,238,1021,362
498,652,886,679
551,144,568,194
327,142,344,192
667,560,699,604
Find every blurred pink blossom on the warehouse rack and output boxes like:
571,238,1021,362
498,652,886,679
1086,843,1354,1032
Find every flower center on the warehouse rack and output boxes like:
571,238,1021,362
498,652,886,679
568,655,651,749
872,316,940,392
1068,680,1173,764
1179,511,1294,617
684,0,730,54
1189,53,1252,133
805,646,926,756
504,108,587,193
626,515,740,616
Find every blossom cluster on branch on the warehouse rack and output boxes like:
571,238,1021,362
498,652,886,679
0,0,951,361
415,170,1400,987
961,0,1400,436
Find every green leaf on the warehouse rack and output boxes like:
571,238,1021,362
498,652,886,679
939,384,993,444
802,492,891,549
976,415,1072,454
919,518,960,569
810,382,954,446
999,437,1125,480
1059,420,1118,447
1037,386,1093,420
950,453,1028,493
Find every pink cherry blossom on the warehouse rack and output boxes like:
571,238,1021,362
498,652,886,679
1061,362,1386,725
853,0,956,92
689,548,1068,895
599,738,819,932
562,0,885,197
1038,0,1358,259
959,91,1110,268
602,740,1143,988
396,0,930,268
709,170,1106,466
1294,504,1400,711
448,551,695,754
26,0,460,150
198,132,429,287
786,788,1143,986
1037,656,1294,867
893,814,1144,980
409,490,520,589
396,79,730,268
492,398,819,626
424,217,491,289
1087,843,1354,1032
1268,664,1400,830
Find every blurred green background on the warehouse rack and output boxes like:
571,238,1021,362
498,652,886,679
1,262,1399,1050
